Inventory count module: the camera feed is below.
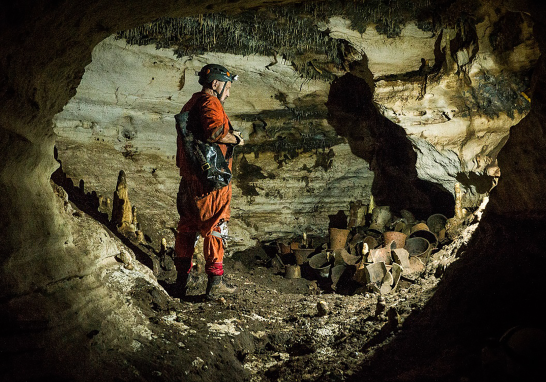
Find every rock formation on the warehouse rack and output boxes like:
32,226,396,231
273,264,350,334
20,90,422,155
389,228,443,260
111,170,134,233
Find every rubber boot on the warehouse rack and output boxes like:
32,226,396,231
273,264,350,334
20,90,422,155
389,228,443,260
169,273,188,298
205,275,237,299
171,272,200,298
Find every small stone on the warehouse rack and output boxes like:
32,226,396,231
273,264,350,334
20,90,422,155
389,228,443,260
192,357,204,368
317,300,329,316
375,295,386,318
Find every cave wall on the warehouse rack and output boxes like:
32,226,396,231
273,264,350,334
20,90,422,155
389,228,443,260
52,36,374,247
1,0,546,381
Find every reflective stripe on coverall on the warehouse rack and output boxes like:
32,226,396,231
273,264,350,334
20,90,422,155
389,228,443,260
174,92,232,276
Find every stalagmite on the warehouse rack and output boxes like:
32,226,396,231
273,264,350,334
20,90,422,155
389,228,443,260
111,170,134,233
368,194,376,215
454,182,465,219
132,205,138,226
160,237,168,253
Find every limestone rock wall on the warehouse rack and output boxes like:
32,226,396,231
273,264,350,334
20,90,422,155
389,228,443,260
328,9,538,204
53,36,374,248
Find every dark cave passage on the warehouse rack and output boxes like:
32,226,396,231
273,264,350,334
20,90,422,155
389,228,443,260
327,72,455,219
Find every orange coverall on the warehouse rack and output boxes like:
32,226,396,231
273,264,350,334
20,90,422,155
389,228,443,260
175,92,233,276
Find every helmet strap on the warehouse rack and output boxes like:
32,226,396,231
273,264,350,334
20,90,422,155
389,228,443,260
216,81,228,101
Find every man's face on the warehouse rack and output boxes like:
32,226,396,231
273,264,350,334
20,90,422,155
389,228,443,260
212,80,231,102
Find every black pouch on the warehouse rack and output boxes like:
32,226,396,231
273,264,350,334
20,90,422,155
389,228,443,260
175,111,232,191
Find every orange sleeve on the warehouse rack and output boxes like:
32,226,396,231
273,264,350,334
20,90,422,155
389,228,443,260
199,96,229,143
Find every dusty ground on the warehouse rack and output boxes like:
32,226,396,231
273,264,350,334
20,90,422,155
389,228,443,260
52,138,479,382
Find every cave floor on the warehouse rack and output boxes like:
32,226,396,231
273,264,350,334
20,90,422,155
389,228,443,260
114,252,444,382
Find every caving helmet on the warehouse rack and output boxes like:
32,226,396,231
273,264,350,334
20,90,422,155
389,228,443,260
197,64,238,86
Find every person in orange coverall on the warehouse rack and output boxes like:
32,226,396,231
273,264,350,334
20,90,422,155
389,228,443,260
173,64,244,299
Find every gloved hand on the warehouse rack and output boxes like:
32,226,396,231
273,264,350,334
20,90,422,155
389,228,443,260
232,130,245,146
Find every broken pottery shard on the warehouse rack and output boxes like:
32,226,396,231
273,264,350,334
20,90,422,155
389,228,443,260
405,256,426,279
380,282,392,295
349,233,364,247
368,247,392,264
382,267,393,286
331,264,346,290
333,248,347,266
339,249,361,265
365,262,388,285
391,263,403,291
392,248,411,269
363,236,378,250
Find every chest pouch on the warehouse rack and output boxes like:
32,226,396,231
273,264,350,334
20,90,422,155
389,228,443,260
175,111,232,191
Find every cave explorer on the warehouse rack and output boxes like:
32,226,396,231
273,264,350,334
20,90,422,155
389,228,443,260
173,63,244,299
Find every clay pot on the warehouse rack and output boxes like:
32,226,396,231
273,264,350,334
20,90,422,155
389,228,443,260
329,228,350,250
370,206,392,232
383,231,407,250
404,237,432,264
285,265,301,279
293,248,315,265
427,214,448,235
409,225,438,249
410,222,430,234
309,252,332,278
